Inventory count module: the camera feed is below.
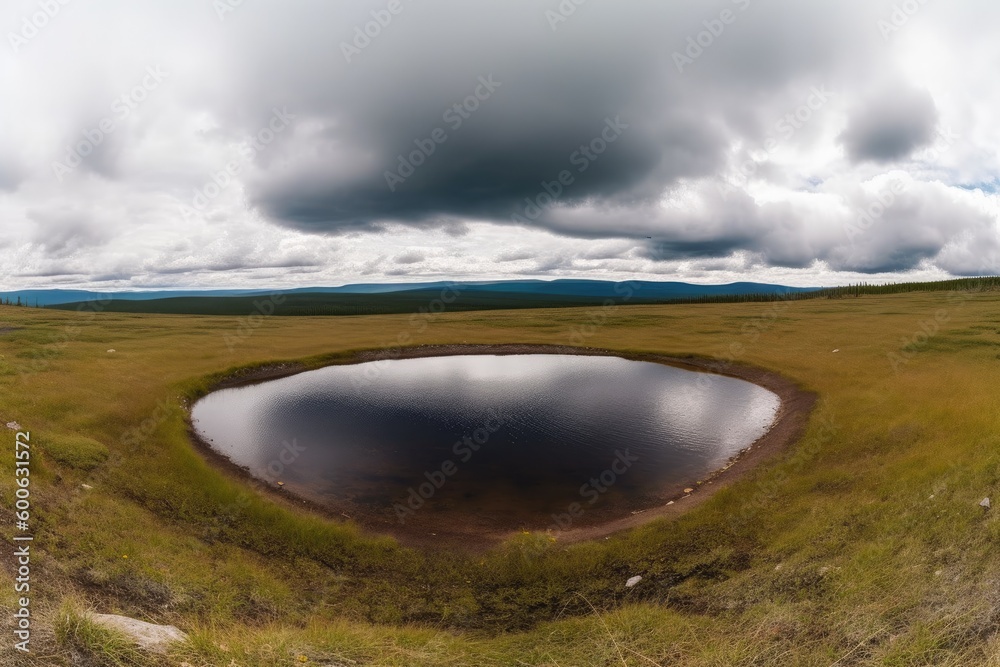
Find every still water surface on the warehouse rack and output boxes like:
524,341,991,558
192,355,779,532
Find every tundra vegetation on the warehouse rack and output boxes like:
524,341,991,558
2,285,1000,665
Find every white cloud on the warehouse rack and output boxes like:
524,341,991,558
0,0,998,289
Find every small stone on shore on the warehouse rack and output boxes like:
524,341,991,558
626,575,643,588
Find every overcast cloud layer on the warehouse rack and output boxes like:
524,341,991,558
2,0,999,289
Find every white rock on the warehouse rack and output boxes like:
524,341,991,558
81,484,94,491
626,575,643,588
5,421,21,430
832,349,840,353
107,349,116,353
980,497,991,510
86,613,187,654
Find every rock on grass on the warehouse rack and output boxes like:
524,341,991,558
86,613,187,654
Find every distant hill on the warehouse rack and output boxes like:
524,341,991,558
28,280,820,316
46,290,618,316
441,280,816,299
10,277,1000,317
0,288,264,307
1,280,817,308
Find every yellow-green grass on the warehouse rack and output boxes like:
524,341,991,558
35,432,110,471
1,291,1000,665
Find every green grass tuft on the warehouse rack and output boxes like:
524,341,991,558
55,602,167,667
39,433,110,470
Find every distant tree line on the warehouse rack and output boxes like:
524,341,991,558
1,296,42,307
670,276,1000,305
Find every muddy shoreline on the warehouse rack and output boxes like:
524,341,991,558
186,344,817,551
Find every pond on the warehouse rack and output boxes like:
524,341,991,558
191,354,780,541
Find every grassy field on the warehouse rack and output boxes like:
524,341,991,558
2,290,1000,666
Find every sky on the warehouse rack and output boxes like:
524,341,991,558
2,0,999,290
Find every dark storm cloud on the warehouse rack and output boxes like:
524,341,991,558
840,83,939,163
27,208,110,258
154,259,322,275
60,119,127,181
394,250,425,265
644,238,757,262
496,249,536,262
14,269,88,278
225,0,883,237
